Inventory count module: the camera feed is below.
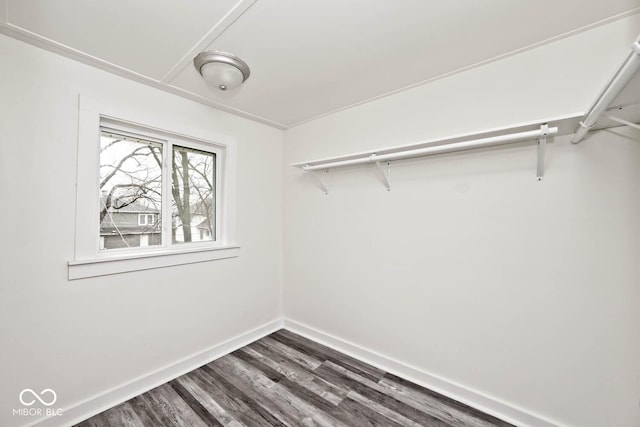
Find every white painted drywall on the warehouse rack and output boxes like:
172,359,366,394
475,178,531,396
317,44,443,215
0,35,283,426
284,14,640,427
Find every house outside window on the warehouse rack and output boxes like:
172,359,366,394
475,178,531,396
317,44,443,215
99,201,161,250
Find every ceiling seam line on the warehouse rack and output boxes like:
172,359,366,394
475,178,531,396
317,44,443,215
159,0,257,85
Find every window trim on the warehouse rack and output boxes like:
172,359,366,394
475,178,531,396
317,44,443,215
70,95,239,280
68,245,240,280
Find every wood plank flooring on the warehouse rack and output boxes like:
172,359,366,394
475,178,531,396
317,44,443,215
76,330,514,427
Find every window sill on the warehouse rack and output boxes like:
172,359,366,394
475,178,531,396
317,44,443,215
68,245,240,280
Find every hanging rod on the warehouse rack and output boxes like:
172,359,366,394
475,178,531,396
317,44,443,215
299,125,557,171
293,124,556,192
572,40,640,143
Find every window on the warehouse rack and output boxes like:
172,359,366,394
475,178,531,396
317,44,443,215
99,125,218,252
70,96,238,279
138,214,156,227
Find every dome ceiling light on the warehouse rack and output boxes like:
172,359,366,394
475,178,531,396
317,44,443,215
194,51,251,92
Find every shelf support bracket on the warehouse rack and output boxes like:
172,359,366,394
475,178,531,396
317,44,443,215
604,114,640,131
372,156,391,191
537,124,548,181
311,169,329,194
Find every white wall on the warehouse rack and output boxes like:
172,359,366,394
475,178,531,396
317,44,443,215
0,35,283,426
2,10,639,427
284,14,640,427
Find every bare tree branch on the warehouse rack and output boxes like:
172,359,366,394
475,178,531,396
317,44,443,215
100,184,158,222
100,146,155,189
100,139,123,153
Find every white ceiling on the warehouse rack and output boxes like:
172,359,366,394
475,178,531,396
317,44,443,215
1,0,639,128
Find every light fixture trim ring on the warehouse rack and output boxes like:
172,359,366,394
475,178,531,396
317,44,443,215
194,51,251,82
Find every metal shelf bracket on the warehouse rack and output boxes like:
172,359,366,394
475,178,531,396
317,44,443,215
311,169,329,194
604,114,640,131
372,155,391,191
536,124,548,181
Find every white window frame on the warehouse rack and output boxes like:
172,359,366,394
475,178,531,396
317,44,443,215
69,95,239,280
99,120,222,252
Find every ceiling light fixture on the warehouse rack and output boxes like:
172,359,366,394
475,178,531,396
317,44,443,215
194,51,251,92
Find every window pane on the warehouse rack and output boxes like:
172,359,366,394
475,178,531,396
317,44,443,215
99,130,163,250
171,145,216,244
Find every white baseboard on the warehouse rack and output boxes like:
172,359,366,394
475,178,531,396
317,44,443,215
35,318,284,427
284,318,561,427
31,317,560,427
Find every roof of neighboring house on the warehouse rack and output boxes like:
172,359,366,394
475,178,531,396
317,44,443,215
100,219,160,233
100,196,159,213
99,196,161,233
196,218,212,230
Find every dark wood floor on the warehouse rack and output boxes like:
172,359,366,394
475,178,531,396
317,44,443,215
76,330,513,427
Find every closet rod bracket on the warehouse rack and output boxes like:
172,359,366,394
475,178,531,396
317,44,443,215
604,114,640,131
536,124,548,181
372,155,391,191
310,168,329,194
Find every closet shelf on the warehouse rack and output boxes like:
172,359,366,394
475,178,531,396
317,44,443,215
293,37,640,194
292,114,583,193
